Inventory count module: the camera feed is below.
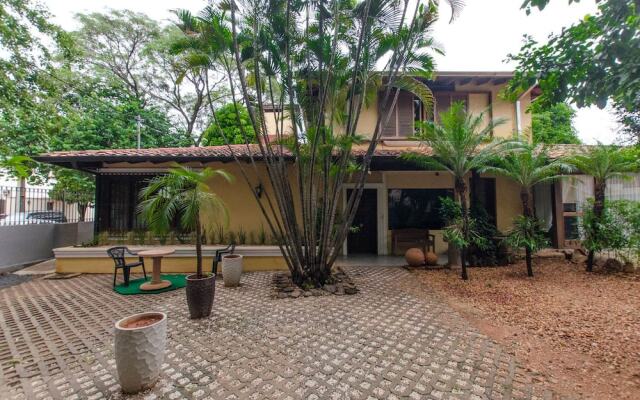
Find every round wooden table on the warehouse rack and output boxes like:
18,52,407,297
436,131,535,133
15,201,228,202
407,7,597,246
138,248,175,291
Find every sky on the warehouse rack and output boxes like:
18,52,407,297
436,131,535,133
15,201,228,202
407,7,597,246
41,0,620,145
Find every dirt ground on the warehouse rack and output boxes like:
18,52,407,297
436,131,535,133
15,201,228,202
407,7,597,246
413,257,640,400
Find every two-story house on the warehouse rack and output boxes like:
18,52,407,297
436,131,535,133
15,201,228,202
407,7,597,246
37,71,587,272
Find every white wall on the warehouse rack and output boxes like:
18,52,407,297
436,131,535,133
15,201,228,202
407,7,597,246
0,222,94,270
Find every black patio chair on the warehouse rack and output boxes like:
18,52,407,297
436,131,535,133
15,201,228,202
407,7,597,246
212,244,235,276
107,246,147,287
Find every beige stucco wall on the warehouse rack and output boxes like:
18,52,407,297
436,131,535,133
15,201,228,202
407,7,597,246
100,164,524,257
263,109,294,136
487,175,524,233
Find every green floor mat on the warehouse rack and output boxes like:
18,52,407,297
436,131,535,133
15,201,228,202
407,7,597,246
114,274,187,295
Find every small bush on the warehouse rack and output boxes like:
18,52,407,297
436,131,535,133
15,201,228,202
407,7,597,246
582,199,640,264
237,227,247,245
258,225,267,245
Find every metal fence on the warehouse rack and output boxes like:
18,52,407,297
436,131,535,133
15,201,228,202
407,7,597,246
0,185,94,226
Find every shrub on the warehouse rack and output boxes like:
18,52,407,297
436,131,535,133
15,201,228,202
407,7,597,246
505,215,548,250
582,199,640,264
439,197,490,255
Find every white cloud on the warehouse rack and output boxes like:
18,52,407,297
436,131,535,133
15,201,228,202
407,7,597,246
42,0,617,144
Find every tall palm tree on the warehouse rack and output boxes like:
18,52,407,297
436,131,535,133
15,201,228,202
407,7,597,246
568,144,636,272
405,101,513,280
138,166,232,278
483,142,572,276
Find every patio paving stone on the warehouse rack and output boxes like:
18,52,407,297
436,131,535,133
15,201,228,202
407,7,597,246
0,267,572,399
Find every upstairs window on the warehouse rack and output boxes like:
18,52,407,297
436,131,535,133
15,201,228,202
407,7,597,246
379,90,470,138
379,90,415,138
434,92,468,122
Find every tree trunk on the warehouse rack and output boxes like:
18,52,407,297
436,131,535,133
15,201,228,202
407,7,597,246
525,248,533,277
195,215,203,278
455,178,469,280
77,203,87,222
586,180,606,272
521,188,534,277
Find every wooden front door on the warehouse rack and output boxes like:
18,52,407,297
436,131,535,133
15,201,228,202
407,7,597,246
347,189,378,254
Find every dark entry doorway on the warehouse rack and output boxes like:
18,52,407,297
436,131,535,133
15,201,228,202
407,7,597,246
347,189,378,254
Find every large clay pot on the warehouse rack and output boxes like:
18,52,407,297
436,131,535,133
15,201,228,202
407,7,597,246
186,274,216,319
222,254,243,287
405,248,425,267
425,251,438,266
114,312,167,394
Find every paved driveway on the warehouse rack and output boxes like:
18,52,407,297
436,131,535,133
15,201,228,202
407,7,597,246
0,267,566,399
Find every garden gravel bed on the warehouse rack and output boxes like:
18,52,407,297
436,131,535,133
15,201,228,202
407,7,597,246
414,257,640,400
0,273,31,290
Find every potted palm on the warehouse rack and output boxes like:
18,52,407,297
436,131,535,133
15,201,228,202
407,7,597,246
139,165,232,318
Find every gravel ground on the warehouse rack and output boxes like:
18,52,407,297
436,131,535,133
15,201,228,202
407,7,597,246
0,273,31,289
413,257,640,400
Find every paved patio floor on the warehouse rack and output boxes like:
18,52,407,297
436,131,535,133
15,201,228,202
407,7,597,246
0,267,569,400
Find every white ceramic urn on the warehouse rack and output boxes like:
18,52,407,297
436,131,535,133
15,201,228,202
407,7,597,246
221,254,243,287
114,312,167,394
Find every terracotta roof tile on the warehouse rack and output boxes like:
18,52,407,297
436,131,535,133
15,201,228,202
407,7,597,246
34,142,589,164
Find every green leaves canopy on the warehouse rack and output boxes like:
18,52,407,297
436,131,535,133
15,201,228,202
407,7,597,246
0,0,72,173
202,103,256,146
531,102,580,144
138,166,233,277
481,141,573,193
568,143,638,182
506,0,640,112
404,102,513,180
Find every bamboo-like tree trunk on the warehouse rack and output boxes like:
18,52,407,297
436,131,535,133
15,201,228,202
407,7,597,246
586,180,606,272
455,178,469,280
520,188,534,277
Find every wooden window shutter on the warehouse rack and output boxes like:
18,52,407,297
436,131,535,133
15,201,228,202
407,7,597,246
396,91,414,137
379,92,398,137
379,90,415,138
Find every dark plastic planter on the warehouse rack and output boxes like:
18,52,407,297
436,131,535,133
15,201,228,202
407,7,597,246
185,273,216,319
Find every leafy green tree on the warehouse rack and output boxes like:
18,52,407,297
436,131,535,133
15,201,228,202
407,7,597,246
615,104,640,145
568,144,637,272
0,0,72,177
138,166,232,278
0,156,33,180
52,77,189,151
49,170,95,222
506,0,639,113
483,142,571,276
405,102,513,280
203,103,256,146
73,10,228,145
531,102,580,144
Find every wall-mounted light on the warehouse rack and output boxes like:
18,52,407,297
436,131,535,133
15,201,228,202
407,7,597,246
254,183,264,199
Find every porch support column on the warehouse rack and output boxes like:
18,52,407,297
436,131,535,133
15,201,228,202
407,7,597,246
94,174,102,236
